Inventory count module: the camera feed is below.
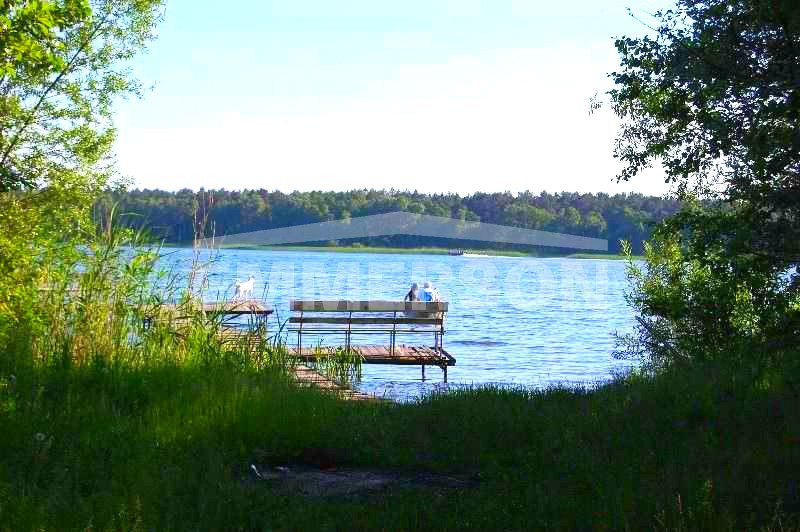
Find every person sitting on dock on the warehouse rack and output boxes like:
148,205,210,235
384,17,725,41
421,281,440,302
404,282,419,302
404,282,420,318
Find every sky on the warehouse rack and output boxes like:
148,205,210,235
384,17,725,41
113,0,672,196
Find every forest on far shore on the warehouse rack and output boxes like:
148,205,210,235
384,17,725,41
100,189,681,254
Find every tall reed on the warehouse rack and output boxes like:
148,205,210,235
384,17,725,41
310,343,364,385
3,204,289,377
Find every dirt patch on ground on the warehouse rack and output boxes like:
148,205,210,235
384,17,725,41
246,463,479,497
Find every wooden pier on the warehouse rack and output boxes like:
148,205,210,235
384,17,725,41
289,300,455,381
157,298,457,399
291,344,455,376
159,299,274,316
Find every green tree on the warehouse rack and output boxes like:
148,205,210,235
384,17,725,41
104,187,680,252
609,0,800,372
562,206,581,228
0,0,164,346
503,203,555,229
1,0,164,192
583,210,607,236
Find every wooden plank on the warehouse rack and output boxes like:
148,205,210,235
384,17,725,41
205,300,274,315
289,345,456,367
160,299,274,315
288,316,443,325
292,364,379,401
290,300,448,312
287,326,441,333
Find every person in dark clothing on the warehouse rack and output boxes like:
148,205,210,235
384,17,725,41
404,282,419,302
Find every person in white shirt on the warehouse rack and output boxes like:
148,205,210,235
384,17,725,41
421,281,440,302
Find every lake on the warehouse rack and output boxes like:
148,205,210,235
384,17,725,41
161,248,639,399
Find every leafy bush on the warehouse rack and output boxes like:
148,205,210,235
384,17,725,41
616,202,800,377
608,0,800,377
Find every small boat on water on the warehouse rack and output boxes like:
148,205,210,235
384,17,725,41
448,249,466,256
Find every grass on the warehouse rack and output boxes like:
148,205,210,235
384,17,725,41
163,242,607,258
250,244,468,255
1,359,799,530
167,243,651,260
215,243,536,257
309,344,364,385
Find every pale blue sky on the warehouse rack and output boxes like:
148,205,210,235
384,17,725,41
114,0,671,195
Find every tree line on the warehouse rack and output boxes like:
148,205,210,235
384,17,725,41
99,189,681,254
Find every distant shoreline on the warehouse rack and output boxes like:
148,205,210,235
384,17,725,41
567,253,643,261
162,243,641,260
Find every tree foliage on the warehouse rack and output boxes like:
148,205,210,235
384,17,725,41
100,188,681,253
0,0,163,347
617,205,798,374
610,0,800,372
1,0,164,192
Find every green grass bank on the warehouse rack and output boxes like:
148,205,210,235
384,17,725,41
1,356,798,530
165,242,538,257
164,242,639,259
567,252,645,260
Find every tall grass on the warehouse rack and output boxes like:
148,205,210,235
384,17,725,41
2,352,799,529
310,343,364,385
4,205,290,375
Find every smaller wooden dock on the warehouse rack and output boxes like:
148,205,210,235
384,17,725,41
160,299,274,316
147,299,274,329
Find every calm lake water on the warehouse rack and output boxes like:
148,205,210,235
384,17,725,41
161,249,638,399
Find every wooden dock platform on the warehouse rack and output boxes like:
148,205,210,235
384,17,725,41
291,344,455,367
160,299,274,316
219,332,455,371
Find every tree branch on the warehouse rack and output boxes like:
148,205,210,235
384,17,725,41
0,10,113,170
